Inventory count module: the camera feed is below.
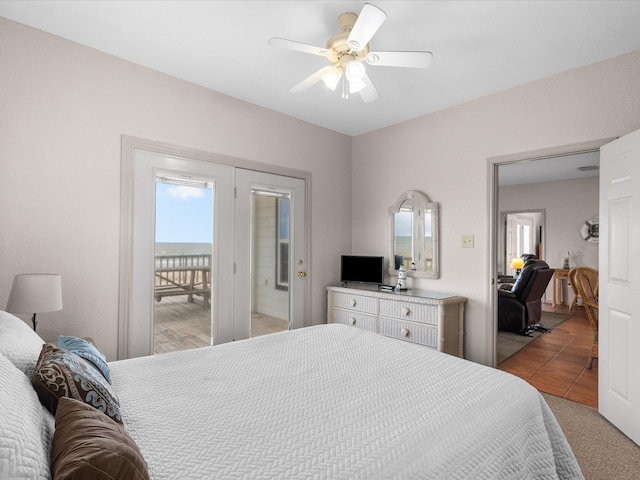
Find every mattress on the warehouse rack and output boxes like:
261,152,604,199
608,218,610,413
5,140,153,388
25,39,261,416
109,324,583,479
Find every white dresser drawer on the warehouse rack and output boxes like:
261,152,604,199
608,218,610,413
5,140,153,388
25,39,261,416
379,299,438,325
330,308,377,332
378,317,438,348
327,286,465,357
331,292,378,315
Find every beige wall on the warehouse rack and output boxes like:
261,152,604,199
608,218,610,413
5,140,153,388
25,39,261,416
352,49,640,364
500,177,600,303
0,18,352,359
3,15,640,366
499,177,600,270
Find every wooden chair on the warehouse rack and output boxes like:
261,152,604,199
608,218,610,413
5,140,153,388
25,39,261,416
568,266,599,310
572,267,599,368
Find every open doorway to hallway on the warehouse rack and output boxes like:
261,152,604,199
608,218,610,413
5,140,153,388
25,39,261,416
494,149,600,406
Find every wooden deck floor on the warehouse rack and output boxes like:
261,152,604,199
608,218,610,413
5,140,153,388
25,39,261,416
153,295,288,354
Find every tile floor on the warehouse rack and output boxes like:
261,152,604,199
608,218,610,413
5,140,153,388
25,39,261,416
498,302,598,408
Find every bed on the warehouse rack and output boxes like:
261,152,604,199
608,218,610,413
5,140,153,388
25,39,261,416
0,310,583,479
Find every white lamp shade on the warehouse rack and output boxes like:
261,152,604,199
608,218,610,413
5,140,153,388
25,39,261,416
345,61,367,93
6,274,63,314
321,66,342,91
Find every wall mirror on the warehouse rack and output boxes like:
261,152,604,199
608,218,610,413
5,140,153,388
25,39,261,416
388,190,440,279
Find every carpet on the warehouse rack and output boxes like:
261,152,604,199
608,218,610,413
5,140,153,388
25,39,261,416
543,393,640,479
497,311,571,364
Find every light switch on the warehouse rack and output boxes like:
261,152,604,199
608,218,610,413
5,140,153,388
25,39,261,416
462,235,474,248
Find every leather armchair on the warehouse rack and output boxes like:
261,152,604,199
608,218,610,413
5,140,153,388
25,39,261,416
498,259,554,335
497,253,538,285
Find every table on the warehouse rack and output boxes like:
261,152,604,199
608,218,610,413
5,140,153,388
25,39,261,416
552,269,570,306
154,266,211,306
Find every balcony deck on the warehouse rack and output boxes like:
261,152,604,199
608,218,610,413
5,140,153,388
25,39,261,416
154,295,288,354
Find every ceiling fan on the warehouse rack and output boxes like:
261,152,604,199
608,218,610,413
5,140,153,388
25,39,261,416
268,3,433,103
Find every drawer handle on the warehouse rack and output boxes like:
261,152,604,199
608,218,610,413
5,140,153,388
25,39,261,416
350,298,357,307
350,317,357,326
401,327,410,337
401,307,411,316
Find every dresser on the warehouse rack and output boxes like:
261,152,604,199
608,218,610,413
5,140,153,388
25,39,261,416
327,285,466,357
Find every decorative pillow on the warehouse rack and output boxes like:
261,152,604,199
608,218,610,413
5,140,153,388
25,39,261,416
0,352,55,480
58,335,112,384
51,397,150,480
0,310,45,377
31,344,123,424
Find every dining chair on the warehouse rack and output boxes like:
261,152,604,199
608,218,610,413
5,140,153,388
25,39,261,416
572,267,599,368
568,266,599,311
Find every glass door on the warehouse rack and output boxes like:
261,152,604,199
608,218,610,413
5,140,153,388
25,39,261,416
234,169,306,341
126,149,233,358
249,191,291,337
153,175,213,354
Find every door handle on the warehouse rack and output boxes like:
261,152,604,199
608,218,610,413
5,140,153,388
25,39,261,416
297,271,307,278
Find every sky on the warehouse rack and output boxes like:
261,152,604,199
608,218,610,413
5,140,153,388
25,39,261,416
155,184,213,243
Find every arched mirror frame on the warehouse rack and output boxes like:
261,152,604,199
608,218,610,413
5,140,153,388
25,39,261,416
388,190,440,279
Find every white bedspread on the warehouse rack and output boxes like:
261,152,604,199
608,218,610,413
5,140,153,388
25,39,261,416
110,324,583,479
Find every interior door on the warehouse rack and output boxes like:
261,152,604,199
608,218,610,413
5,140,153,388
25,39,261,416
599,129,640,445
505,214,533,274
505,214,518,274
234,169,306,341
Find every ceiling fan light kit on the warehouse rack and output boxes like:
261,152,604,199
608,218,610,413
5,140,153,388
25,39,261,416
268,3,432,103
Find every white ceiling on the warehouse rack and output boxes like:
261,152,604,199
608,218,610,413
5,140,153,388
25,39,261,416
498,150,600,186
2,1,640,137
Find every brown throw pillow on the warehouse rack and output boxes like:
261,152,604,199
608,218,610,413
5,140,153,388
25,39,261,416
51,397,150,480
31,344,122,424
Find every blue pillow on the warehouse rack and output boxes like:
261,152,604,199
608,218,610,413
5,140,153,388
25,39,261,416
57,336,112,384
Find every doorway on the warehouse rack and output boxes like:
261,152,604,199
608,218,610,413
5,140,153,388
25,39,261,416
124,149,234,358
233,169,306,341
153,175,214,354
119,138,309,359
500,211,543,276
489,142,604,406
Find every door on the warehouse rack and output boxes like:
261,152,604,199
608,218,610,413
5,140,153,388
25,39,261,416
128,149,234,357
505,214,534,274
234,169,306,341
599,129,640,445
505,214,518,273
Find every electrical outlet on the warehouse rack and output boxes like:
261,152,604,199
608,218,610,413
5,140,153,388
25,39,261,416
462,235,474,248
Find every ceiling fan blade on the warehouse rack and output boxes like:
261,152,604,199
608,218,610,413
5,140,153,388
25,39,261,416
347,3,387,51
290,66,335,93
366,51,433,68
268,37,331,57
357,73,379,103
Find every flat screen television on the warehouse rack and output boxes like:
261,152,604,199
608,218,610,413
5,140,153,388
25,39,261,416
340,255,384,285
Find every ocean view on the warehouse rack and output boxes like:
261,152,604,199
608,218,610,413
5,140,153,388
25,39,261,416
155,242,212,256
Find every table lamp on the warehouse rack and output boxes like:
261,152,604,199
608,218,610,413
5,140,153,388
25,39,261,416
6,273,63,331
511,257,525,278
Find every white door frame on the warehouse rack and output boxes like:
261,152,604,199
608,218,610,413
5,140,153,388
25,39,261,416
119,136,312,359
487,138,614,367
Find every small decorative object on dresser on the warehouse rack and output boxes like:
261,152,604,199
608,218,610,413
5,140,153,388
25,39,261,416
327,285,466,357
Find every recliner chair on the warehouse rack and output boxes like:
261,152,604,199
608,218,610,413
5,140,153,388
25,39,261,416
498,259,555,335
